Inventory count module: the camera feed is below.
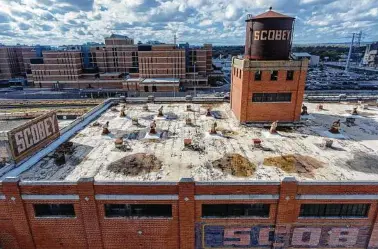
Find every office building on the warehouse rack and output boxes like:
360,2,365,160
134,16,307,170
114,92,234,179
30,35,213,91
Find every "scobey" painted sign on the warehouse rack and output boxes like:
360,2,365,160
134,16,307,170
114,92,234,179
199,225,372,248
7,111,60,162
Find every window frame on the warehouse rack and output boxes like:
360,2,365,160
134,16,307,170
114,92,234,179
201,204,270,219
299,203,370,219
254,71,262,81
270,70,278,81
104,204,173,219
33,204,76,218
252,93,292,103
286,70,294,81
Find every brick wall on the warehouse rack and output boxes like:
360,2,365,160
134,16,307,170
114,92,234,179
231,59,308,123
1,178,378,249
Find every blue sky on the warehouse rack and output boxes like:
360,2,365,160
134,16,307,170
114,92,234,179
0,0,377,46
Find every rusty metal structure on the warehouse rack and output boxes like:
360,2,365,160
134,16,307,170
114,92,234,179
245,7,295,60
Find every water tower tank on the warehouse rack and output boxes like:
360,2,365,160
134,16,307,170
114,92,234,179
245,8,295,60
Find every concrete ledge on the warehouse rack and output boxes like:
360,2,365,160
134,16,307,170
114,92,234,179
20,181,78,186
196,181,280,186
94,181,178,185
195,194,279,200
296,194,378,200
21,194,80,200
95,194,179,200
298,181,378,185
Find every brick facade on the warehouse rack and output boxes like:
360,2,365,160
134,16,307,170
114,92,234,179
1,178,378,249
231,59,308,123
0,47,27,81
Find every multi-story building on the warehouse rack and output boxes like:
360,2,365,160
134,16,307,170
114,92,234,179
0,47,23,83
30,34,213,92
1,99,378,249
90,34,138,75
31,50,83,88
362,42,378,68
231,9,308,123
0,45,49,86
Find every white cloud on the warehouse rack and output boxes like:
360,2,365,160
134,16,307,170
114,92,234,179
199,19,212,27
0,0,377,45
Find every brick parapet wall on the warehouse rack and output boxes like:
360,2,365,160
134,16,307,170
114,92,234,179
1,177,378,249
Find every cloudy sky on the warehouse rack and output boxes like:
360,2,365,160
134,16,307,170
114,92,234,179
0,0,377,46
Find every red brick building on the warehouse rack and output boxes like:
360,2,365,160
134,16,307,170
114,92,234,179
231,59,308,122
231,9,308,123
0,47,24,82
1,177,378,249
30,35,213,91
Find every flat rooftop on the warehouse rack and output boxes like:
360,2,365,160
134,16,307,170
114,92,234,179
17,102,378,181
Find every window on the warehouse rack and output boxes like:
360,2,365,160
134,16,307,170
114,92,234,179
252,93,292,102
299,204,370,218
144,86,149,92
254,71,262,81
286,70,294,81
104,204,172,218
34,204,75,217
202,204,270,218
152,86,157,91
270,70,278,81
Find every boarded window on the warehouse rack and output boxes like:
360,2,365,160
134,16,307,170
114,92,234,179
202,204,270,218
34,204,75,217
252,93,292,102
104,204,172,218
300,204,370,218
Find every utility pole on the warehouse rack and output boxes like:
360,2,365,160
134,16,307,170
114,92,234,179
345,33,355,72
194,62,196,97
355,31,363,66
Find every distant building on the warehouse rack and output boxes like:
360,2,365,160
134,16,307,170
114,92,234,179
105,34,134,46
0,47,26,84
292,52,320,66
0,45,50,86
146,40,164,45
30,34,213,92
362,42,378,68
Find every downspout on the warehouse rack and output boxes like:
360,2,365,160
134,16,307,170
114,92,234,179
293,61,303,121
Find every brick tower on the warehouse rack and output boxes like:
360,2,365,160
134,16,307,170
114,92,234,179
231,8,308,123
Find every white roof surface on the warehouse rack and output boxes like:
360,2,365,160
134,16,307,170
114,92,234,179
19,102,378,182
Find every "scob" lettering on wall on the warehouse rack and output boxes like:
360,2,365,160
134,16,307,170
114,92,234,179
200,225,370,248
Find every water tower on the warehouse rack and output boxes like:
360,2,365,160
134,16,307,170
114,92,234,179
230,8,309,123
244,7,295,60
